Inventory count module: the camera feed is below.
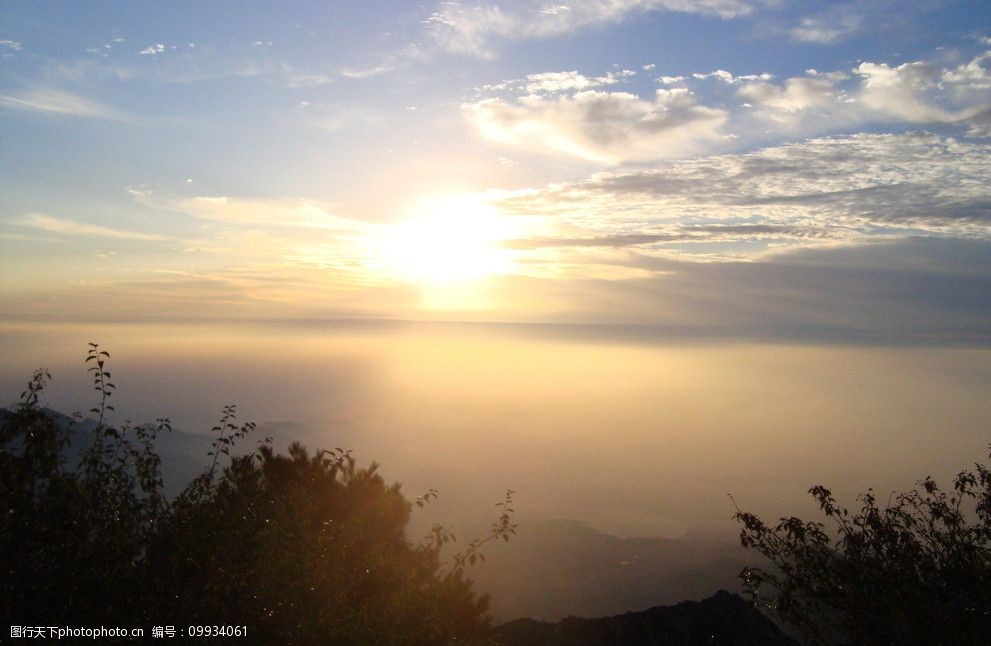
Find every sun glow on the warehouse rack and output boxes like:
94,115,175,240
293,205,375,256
371,195,520,287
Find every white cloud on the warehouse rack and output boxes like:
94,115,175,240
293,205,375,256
280,71,336,88
340,65,391,79
427,0,759,58
522,70,629,93
738,51,991,134
474,69,638,95
738,75,846,117
854,60,954,122
0,39,22,51
139,43,166,55
18,213,170,241
789,12,862,44
464,87,727,163
692,69,773,83
0,88,131,121
940,50,991,93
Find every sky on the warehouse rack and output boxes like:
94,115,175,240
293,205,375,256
3,4,991,611
1,0,989,341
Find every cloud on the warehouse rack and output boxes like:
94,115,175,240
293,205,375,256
17,213,170,241
463,87,727,163
0,88,131,121
0,39,22,51
305,105,386,133
282,44,423,85
942,50,991,90
615,237,991,343
340,66,390,80
489,237,991,343
474,69,637,95
38,43,389,89
427,0,759,58
737,74,848,118
130,190,369,232
738,51,991,134
139,43,166,55
335,43,424,82
789,12,862,44
468,47,991,165
691,69,773,83
504,224,834,250
280,71,336,88
522,69,634,93
490,132,991,269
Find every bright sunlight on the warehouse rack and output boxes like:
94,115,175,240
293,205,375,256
370,195,521,286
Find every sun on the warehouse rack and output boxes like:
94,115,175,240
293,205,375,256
371,195,519,287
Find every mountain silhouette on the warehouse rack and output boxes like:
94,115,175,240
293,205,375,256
492,589,795,645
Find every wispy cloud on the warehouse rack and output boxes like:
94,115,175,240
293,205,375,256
0,88,132,121
789,11,863,44
340,65,392,80
337,42,424,81
0,39,22,51
17,213,170,241
280,69,336,88
427,0,759,58
130,190,370,231
303,104,386,133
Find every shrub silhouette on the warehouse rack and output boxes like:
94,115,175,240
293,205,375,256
733,448,991,644
0,345,516,644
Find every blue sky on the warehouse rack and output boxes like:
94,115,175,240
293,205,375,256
1,0,990,341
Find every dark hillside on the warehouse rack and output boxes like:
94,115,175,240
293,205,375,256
492,590,795,645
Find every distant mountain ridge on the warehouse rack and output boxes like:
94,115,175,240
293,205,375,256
0,407,260,495
492,590,795,645
471,518,747,623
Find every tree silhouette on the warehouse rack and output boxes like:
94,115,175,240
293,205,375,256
733,448,991,644
0,345,516,644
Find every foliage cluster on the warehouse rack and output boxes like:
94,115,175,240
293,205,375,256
0,345,516,644
734,448,991,644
